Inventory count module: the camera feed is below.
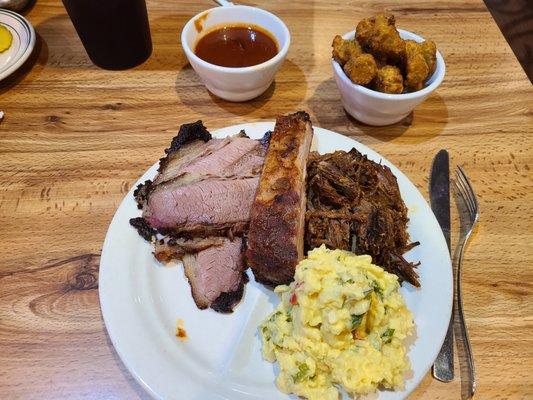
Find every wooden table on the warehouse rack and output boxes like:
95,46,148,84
1,1,531,399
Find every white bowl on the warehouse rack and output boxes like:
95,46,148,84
181,5,290,102
332,29,445,126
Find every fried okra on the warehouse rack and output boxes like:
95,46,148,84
375,65,404,94
332,35,363,66
343,53,378,85
420,40,437,75
405,40,429,91
356,14,406,64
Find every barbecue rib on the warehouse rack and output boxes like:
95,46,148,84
246,111,314,286
130,121,269,312
305,149,420,286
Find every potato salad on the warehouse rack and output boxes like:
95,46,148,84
260,246,415,400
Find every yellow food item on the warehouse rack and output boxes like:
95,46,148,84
260,246,414,400
420,40,437,75
0,25,13,53
375,65,404,94
355,13,406,64
343,53,377,85
405,40,430,91
332,35,362,66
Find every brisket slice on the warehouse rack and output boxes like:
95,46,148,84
143,176,259,232
153,138,228,186
305,149,420,286
182,238,247,313
246,111,314,286
134,121,212,209
179,136,264,177
154,236,227,262
134,124,265,210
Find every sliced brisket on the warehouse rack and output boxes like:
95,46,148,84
130,121,269,312
135,126,268,235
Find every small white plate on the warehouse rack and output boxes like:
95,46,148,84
100,123,453,400
0,9,35,81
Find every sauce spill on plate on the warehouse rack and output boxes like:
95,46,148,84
194,24,278,68
175,319,187,341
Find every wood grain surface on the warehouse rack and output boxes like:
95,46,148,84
1,0,532,399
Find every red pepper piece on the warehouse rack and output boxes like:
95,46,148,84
290,293,298,305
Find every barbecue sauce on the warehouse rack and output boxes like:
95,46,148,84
194,24,278,68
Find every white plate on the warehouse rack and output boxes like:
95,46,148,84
100,123,453,400
0,9,35,81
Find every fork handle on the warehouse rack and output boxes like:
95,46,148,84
457,236,476,398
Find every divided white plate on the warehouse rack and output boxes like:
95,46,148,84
0,9,35,81
99,123,453,400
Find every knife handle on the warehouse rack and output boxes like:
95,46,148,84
432,311,454,381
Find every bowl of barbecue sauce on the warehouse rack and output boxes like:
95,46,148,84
181,5,290,102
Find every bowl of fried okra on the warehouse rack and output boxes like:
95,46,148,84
331,14,445,126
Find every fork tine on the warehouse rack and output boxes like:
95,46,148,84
454,179,474,221
456,167,471,203
454,173,473,218
455,172,474,221
455,166,478,223
458,166,479,211
457,166,478,216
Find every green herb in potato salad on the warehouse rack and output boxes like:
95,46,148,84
260,245,415,400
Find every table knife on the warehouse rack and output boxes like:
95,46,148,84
430,149,454,382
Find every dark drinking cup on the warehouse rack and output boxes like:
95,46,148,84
62,0,152,70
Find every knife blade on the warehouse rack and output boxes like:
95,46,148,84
430,149,454,382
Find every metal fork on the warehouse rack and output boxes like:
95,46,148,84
454,166,478,399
